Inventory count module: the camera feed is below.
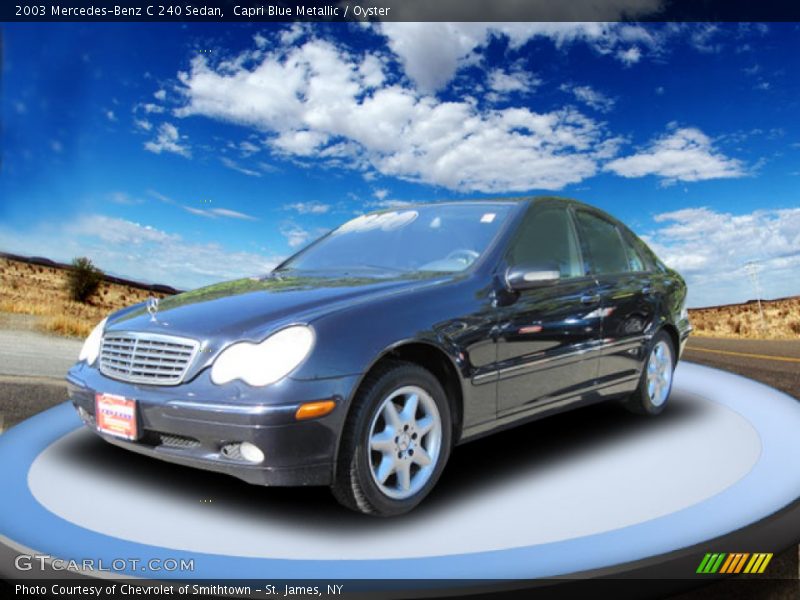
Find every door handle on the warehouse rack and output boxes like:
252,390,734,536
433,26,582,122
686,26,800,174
580,292,600,305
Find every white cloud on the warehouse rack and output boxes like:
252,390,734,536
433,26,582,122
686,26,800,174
105,110,117,122
365,199,412,210
147,188,257,220
174,38,614,193
279,23,308,46
359,54,386,89
184,205,258,220
108,192,143,205
605,127,745,183
208,208,258,220
561,84,616,112
0,215,279,290
644,207,800,306
183,206,210,218
147,189,176,205
141,103,165,114
272,129,330,156
373,189,389,201
135,119,153,131
154,89,167,101
144,122,191,158
220,156,261,177
280,223,312,248
689,24,722,53
283,202,330,214
616,46,642,65
487,64,541,97
378,22,660,93
379,22,488,93
239,140,260,156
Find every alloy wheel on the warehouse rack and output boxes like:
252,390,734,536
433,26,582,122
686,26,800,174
646,340,673,407
367,385,442,500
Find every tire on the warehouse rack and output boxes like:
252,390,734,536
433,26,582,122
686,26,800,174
331,360,452,516
622,330,676,416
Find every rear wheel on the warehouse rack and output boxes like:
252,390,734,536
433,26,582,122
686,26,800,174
623,331,675,416
331,361,452,516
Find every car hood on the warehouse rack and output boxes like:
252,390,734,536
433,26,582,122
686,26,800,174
106,273,451,341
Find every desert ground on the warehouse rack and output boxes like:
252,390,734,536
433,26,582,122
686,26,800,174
0,256,172,338
688,296,800,340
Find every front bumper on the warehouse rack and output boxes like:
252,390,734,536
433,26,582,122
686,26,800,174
66,363,360,487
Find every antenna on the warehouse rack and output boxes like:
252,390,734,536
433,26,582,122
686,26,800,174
743,261,766,332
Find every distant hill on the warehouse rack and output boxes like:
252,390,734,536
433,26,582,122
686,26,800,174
0,252,182,295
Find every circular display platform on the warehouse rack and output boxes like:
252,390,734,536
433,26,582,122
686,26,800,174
1,362,799,580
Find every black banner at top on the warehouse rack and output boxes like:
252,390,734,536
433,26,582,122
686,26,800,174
5,0,800,23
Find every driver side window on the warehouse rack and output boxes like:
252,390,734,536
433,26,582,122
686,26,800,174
507,205,583,278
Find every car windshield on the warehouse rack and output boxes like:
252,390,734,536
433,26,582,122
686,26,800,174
278,203,514,275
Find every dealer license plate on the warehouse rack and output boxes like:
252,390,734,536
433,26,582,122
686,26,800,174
95,393,138,440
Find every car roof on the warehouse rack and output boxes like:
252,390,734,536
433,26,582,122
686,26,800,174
376,196,597,211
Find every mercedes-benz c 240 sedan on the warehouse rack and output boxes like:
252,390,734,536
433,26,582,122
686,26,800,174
68,197,691,516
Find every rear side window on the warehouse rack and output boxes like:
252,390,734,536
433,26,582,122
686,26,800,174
574,211,630,275
620,232,647,272
631,234,668,272
507,205,583,278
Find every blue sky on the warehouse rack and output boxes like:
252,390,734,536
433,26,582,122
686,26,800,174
1,22,799,307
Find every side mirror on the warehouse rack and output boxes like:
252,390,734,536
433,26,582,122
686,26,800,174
505,264,560,291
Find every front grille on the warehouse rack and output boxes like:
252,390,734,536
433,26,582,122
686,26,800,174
99,332,200,385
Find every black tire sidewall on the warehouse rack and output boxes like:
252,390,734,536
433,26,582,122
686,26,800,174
351,365,452,516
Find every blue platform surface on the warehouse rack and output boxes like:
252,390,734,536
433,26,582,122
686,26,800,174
1,362,799,579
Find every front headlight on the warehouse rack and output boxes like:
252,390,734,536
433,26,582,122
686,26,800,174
79,317,107,365
210,325,315,387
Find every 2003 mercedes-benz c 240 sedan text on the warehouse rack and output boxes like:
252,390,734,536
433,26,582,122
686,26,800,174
67,197,691,516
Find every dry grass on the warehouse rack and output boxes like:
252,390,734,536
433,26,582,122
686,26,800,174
689,296,800,340
0,257,170,338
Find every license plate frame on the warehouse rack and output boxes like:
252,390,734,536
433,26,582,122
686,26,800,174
95,393,138,441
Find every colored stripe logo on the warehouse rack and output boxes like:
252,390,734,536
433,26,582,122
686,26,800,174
697,553,772,574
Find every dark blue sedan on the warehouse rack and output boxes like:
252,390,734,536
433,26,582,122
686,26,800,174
67,197,691,516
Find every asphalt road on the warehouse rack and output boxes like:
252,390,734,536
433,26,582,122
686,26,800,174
683,337,800,401
0,328,81,381
0,322,80,430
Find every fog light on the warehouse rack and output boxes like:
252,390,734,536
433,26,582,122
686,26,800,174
239,442,265,464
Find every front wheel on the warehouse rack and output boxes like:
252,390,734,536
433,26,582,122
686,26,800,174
331,361,452,516
622,331,676,416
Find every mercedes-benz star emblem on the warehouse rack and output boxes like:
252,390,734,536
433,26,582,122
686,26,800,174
146,296,159,322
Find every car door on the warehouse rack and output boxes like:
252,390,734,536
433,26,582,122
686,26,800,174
494,202,603,416
572,209,659,387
